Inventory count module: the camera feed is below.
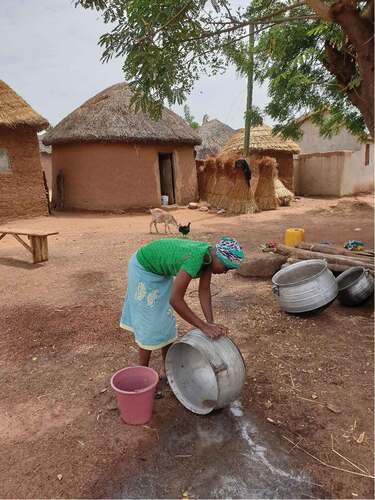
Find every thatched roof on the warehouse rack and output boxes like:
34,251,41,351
195,118,236,160
219,125,300,156
0,80,49,131
43,83,201,146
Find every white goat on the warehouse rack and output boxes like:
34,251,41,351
149,208,178,234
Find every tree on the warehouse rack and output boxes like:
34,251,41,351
251,0,374,139
75,0,374,138
183,104,199,129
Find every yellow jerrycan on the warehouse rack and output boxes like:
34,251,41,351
284,228,305,247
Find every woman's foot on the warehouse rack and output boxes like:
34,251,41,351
155,373,169,399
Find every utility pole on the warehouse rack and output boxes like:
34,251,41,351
243,21,254,157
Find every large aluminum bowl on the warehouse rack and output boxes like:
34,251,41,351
166,329,246,415
272,259,338,314
336,266,374,306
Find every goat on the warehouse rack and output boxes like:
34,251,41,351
149,208,178,234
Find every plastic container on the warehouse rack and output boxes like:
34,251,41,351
111,366,159,425
284,228,305,247
161,195,169,206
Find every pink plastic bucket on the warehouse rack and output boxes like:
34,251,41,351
110,366,159,425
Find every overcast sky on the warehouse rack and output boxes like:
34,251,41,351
1,0,269,129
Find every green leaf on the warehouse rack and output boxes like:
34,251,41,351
74,0,370,137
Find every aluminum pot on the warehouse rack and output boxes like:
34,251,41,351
336,266,374,306
272,259,338,314
165,329,246,415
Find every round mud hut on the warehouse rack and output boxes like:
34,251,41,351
0,80,49,222
218,125,300,191
195,116,237,160
43,83,201,211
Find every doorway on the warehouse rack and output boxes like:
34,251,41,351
158,153,176,205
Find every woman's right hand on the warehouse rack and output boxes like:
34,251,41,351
202,323,229,339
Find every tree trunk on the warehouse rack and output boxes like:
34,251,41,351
307,0,374,135
275,244,375,269
297,242,374,260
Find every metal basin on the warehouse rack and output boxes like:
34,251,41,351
272,259,338,314
336,266,374,306
166,329,246,415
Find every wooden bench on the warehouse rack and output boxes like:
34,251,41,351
0,227,59,264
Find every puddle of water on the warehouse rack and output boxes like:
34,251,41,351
105,399,316,499
229,401,311,489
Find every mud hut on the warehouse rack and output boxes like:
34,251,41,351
218,125,300,191
38,132,52,200
0,80,49,222
43,83,201,211
195,116,237,160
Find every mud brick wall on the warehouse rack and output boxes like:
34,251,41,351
51,142,198,210
0,126,48,223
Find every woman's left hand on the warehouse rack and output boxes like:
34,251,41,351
202,322,229,338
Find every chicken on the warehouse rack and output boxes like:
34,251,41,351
178,222,191,238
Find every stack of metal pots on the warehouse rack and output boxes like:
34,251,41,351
272,259,373,314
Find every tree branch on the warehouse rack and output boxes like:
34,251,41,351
135,1,194,46
304,0,332,21
324,43,357,89
133,1,309,46
183,15,317,44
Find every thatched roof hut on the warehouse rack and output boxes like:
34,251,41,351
43,83,201,146
219,125,300,156
0,80,48,131
43,83,200,211
0,80,48,221
218,125,300,192
195,117,236,160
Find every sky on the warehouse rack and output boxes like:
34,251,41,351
1,0,270,129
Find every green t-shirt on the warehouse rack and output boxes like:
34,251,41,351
136,239,212,278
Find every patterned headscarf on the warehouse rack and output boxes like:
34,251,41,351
215,237,244,269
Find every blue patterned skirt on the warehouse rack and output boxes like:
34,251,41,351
120,253,177,350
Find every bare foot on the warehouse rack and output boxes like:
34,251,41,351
155,374,169,400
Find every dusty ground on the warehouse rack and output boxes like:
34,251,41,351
0,195,373,499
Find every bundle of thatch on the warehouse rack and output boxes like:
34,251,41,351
275,178,294,206
217,125,300,192
213,159,237,210
224,159,258,215
209,159,228,208
254,157,278,210
204,157,218,205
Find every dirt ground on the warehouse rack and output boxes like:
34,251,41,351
0,195,373,499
